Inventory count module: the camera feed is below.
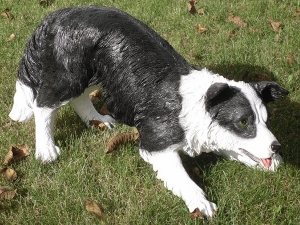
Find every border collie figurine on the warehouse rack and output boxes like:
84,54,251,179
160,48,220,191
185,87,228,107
9,6,289,218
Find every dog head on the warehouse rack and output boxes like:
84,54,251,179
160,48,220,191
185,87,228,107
205,80,289,171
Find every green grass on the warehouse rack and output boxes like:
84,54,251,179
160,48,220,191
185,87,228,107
1,0,300,224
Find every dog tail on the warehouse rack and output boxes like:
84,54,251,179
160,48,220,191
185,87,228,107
9,80,34,122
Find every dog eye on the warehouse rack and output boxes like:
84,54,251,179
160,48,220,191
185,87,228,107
238,119,248,127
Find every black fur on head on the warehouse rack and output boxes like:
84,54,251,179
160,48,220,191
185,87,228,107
205,82,256,138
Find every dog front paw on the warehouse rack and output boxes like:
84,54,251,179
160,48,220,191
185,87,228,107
101,115,116,128
35,145,61,162
188,200,217,219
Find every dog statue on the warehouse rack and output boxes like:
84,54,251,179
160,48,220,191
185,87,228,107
9,6,289,218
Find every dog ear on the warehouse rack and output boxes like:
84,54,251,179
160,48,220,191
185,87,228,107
205,82,233,110
250,81,289,103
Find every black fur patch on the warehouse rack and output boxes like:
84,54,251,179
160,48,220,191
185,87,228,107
205,83,256,138
250,81,289,103
17,6,193,151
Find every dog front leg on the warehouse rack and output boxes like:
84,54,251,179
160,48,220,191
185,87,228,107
140,148,217,218
70,86,115,128
33,106,60,162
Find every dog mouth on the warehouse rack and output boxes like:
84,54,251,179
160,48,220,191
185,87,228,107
239,148,272,169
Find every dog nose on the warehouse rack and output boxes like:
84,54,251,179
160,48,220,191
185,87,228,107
271,141,282,154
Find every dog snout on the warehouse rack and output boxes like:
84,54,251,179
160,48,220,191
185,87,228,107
271,141,282,154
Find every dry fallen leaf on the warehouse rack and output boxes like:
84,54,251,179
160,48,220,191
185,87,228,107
195,24,207,33
3,144,30,166
85,199,106,221
89,89,103,104
106,128,139,154
197,8,205,15
268,19,282,32
227,14,247,28
0,167,17,181
1,12,12,19
0,187,17,200
286,55,294,65
8,34,15,41
293,9,300,18
89,120,106,130
190,208,204,219
187,1,197,15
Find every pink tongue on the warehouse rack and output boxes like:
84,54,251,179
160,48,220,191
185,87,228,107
261,158,272,168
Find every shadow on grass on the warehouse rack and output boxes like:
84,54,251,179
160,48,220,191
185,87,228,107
54,107,89,149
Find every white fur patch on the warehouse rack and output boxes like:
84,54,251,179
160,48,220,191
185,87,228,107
9,80,34,122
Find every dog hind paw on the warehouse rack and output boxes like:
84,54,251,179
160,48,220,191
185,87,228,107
35,145,61,162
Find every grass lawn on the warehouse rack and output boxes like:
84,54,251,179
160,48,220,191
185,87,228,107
1,0,300,224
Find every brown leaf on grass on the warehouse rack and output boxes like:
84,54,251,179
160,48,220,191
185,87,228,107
195,24,207,33
1,12,12,19
8,34,15,41
89,89,103,104
89,120,106,131
1,8,12,19
0,167,17,181
268,19,282,32
106,128,139,154
85,199,106,221
0,187,17,200
4,144,30,166
293,9,300,18
187,1,197,15
197,8,205,15
190,208,204,219
286,55,294,65
227,14,247,28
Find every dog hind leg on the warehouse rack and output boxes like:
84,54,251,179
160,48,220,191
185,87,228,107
33,106,60,162
140,147,217,218
9,80,34,122
70,86,115,128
